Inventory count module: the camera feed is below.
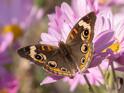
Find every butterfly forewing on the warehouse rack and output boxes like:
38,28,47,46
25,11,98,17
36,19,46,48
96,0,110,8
18,44,58,65
66,12,96,45
66,12,96,72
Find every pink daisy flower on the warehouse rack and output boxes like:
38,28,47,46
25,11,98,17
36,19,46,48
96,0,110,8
0,0,43,53
0,1,43,92
104,12,124,71
39,0,115,91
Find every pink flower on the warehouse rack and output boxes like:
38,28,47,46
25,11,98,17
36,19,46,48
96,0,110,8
39,0,114,91
0,0,43,28
89,0,124,14
63,62,109,91
0,66,19,93
0,1,43,92
0,0,44,65
0,0,43,53
104,12,124,71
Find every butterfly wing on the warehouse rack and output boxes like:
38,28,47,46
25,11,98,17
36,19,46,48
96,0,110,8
66,12,96,72
18,44,75,77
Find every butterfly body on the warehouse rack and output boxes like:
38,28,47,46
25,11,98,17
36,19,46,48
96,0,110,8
18,12,96,77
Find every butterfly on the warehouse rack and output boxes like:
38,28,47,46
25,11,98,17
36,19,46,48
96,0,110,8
17,12,96,78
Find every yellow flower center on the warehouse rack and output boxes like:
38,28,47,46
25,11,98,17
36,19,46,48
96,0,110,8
0,88,8,93
103,42,120,53
109,42,120,52
3,24,23,39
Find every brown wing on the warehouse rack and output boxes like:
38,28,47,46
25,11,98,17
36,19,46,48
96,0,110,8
66,12,96,45
43,49,76,77
18,44,75,77
66,12,96,72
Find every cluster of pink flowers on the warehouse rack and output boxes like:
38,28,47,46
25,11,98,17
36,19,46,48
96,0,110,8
0,0,43,93
39,0,124,91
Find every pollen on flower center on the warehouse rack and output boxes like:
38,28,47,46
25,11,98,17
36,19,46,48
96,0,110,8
109,42,120,52
0,88,8,93
103,42,120,52
3,24,23,39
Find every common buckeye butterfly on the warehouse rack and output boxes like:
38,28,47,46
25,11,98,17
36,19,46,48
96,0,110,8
18,12,96,77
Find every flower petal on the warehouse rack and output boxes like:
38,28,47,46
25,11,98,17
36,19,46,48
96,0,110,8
0,32,13,53
114,20,124,42
61,22,71,42
40,76,63,85
115,66,124,71
94,8,113,37
72,0,91,18
89,55,103,67
116,54,124,65
41,33,59,42
61,2,75,28
94,30,114,53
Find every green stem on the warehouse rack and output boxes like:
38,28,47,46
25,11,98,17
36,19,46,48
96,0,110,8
98,65,112,93
110,61,119,93
84,74,95,93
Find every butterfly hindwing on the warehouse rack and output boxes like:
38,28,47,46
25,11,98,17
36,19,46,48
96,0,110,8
66,12,96,72
18,44,76,77
43,49,76,77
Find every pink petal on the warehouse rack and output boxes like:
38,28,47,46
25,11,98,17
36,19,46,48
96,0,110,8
116,54,124,65
69,75,80,92
61,22,71,42
36,9,44,19
63,74,83,92
40,41,58,47
111,0,124,5
115,66,124,71
72,0,91,18
41,33,59,42
89,55,103,68
61,2,74,27
48,28,61,41
40,76,63,85
94,9,113,36
40,76,57,85
0,32,13,53
114,20,124,42
94,30,114,53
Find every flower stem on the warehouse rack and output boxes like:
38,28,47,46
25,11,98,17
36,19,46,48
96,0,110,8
83,74,95,93
110,61,119,93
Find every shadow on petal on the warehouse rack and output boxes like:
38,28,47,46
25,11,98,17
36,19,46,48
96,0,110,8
116,54,124,65
115,66,124,71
